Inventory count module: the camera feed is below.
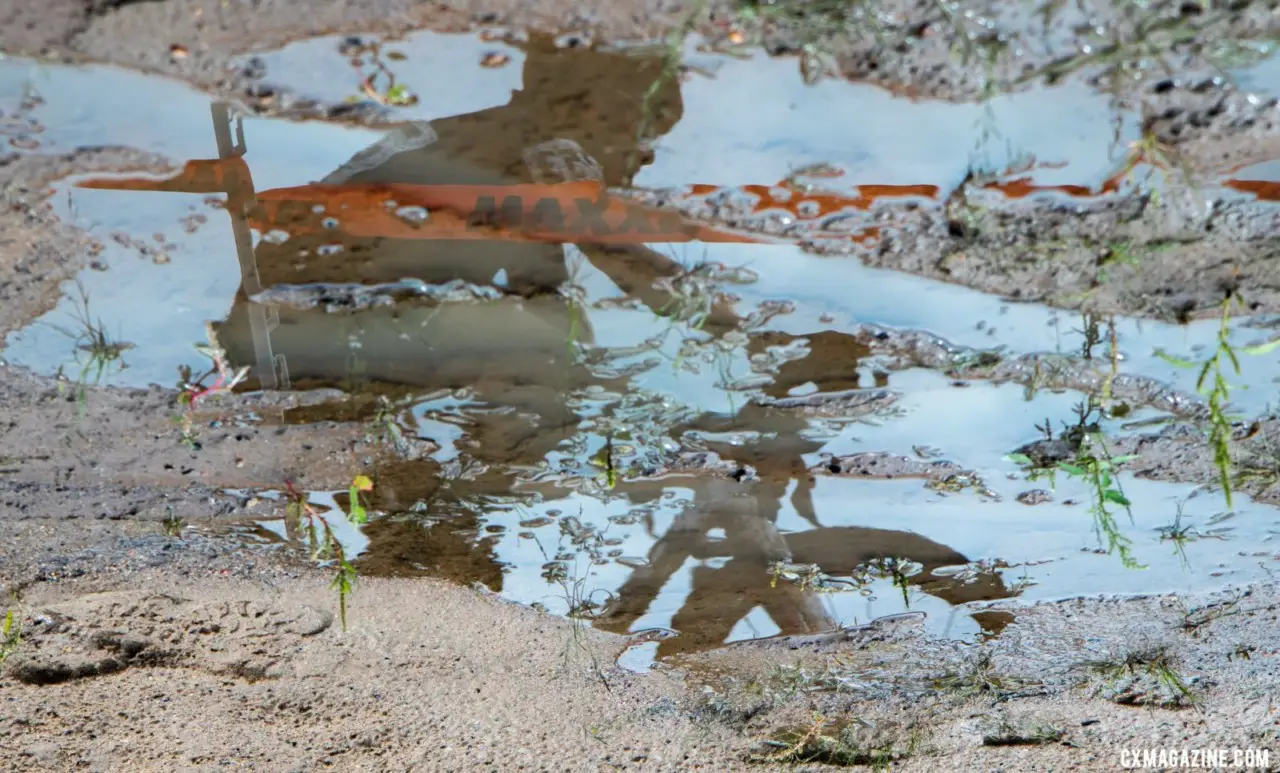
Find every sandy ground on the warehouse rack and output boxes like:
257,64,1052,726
2,563,1278,770
2,0,1280,770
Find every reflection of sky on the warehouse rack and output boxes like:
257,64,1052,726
248,32,526,122
1232,50,1280,97
1231,158,1280,182
638,47,1140,193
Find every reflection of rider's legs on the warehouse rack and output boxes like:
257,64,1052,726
658,558,836,658
599,478,794,636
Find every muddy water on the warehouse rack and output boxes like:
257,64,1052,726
3,34,1280,664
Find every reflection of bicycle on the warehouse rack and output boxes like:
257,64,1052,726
74,44,1020,657
591,409,1018,659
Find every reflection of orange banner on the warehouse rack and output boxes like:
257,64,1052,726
1223,178,1279,202
76,151,1279,248
251,181,758,244
77,160,763,245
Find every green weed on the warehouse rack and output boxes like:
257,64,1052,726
623,0,706,183
284,474,374,631
1010,403,1143,568
932,649,1032,699
1154,292,1280,510
1084,645,1199,709
162,506,185,537
529,515,616,688
1019,9,1254,91
0,607,21,666
1156,500,1228,568
174,322,250,450
367,394,418,456
753,712,921,769
46,282,133,407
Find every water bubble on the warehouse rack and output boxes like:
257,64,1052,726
796,200,823,218
321,217,340,229
317,244,344,256
263,229,290,244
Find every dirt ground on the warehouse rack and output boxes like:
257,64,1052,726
2,0,1280,770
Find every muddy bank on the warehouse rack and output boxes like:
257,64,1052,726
1113,416,1280,506
0,572,748,772
638,164,1280,323
0,366,367,505
687,580,1280,766
2,565,1278,770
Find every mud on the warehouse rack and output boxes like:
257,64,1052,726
2,571,1278,770
2,1,1280,770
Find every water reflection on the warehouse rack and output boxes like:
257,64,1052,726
70,40,1016,655
52,37,1280,660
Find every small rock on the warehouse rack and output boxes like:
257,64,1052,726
289,606,333,637
1016,489,1053,505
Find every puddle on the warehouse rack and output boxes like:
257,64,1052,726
3,33,1280,667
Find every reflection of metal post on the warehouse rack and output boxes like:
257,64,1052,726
211,102,287,390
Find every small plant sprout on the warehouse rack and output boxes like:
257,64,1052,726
284,475,374,631
589,434,619,490
1154,292,1280,510
1157,500,1229,568
754,712,921,769
1084,645,1200,709
345,40,418,106
45,282,134,405
1009,404,1143,568
162,506,185,537
933,649,1037,700
0,607,21,666
175,322,251,448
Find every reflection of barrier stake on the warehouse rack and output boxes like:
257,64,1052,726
210,103,289,391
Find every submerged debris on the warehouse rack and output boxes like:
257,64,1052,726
249,278,505,312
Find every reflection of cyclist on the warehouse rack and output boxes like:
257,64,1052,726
595,404,1016,658
214,36,1012,649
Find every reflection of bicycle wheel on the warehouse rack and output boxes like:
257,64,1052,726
523,138,604,185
